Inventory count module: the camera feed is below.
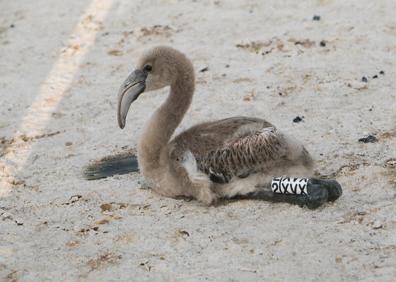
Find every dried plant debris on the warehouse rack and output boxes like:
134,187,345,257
6,270,17,282
199,66,209,72
81,14,104,31
332,162,369,178
176,229,190,237
236,37,324,54
347,81,368,90
1,132,61,157
62,195,83,206
100,202,127,213
379,128,396,140
65,240,80,248
384,158,396,169
95,218,110,225
236,40,272,53
276,85,298,97
243,90,256,101
358,135,378,143
338,210,367,224
0,208,23,225
1,131,61,144
139,260,152,272
100,203,112,212
78,226,101,235
138,25,174,39
232,77,253,83
87,252,122,271
107,49,123,56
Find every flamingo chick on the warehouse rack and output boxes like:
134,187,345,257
117,46,342,209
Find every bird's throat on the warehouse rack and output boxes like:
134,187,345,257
137,75,194,173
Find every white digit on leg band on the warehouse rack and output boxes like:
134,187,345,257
271,177,309,195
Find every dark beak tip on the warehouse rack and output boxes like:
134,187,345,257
118,119,125,129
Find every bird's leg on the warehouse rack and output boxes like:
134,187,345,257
236,184,327,209
235,177,342,209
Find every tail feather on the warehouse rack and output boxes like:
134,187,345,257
83,153,139,180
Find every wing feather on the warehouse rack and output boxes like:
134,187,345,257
197,127,288,183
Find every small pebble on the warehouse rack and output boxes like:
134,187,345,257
379,70,385,75
10,24,15,28
225,64,230,68
199,67,209,72
319,40,326,47
313,15,321,21
293,116,304,123
372,221,383,229
65,141,73,146
358,135,378,143
361,76,368,83
347,81,368,90
372,75,378,79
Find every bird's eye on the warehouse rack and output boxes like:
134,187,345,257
143,64,152,72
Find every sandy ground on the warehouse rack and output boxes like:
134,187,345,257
1,0,396,281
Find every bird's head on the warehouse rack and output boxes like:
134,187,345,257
117,46,194,129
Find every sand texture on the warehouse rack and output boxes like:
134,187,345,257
1,0,395,281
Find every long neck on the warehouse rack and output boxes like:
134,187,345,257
138,68,194,173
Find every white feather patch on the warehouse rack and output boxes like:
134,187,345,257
181,150,206,181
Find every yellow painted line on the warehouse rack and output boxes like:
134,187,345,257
0,0,114,197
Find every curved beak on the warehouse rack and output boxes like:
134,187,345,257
117,69,147,129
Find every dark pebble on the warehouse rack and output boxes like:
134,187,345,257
361,76,368,83
313,15,321,21
225,64,230,68
379,70,385,75
199,67,209,72
319,40,326,47
358,135,378,143
372,75,378,79
10,24,15,28
293,116,304,123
